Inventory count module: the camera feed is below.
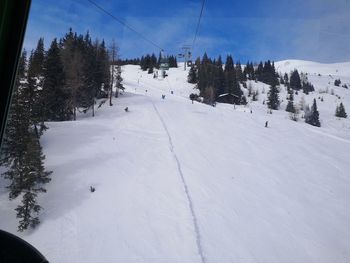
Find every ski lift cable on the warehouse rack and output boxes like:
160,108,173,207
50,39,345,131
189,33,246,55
87,0,164,51
192,0,206,49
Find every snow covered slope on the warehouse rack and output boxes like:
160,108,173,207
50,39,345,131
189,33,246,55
1,61,350,263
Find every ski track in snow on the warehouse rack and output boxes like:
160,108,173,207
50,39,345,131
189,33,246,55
150,98,207,263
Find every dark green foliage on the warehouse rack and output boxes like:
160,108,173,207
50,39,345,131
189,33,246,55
187,65,197,84
334,79,341,86
302,81,315,94
243,62,255,80
235,61,245,81
16,192,40,231
43,38,69,121
224,55,242,101
305,99,321,127
15,133,52,231
140,53,177,71
27,38,47,137
1,51,52,231
286,101,295,113
194,54,243,105
290,70,302,90
254,60,278,86
168,55,178,68
335,102,347,118
267,85,280,110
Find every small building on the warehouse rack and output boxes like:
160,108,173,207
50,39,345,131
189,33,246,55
216,93,240,105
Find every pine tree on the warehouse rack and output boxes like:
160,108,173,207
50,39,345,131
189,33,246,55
255,62,264,81
235,61,245,81
223,55,242,102
15,133,52,231
305,99,321,127
77,32,96,111
1,51,31,199
188,65,197,84
1,50,52,231
94,39,110,99
286,101,295,113
267,85,280,110
42,38,69,121
27,38,47,137
290,69,302,90
335,102,347,118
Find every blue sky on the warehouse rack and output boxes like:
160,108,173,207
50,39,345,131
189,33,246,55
24,0,350,63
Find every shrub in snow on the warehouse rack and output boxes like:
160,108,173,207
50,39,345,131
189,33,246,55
334,79,341,86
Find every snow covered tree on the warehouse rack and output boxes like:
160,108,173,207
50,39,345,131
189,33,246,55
335,102,347,118
267,85,280,110
1,51,31,199
305,99,321,127
115,64,124,97
15,133,52,231
1,51,52,231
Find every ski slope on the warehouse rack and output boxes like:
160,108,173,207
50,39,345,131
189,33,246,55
1,61,350,263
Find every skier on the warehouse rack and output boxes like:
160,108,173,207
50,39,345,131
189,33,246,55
265,121,268,128
162,95,165,99
124,107,129,112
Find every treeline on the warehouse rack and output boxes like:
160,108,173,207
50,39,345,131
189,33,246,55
44,29,112,121
188,54,318,105
187,54,278,104
1,29,120,231
188,53,326,127
140,53,178,73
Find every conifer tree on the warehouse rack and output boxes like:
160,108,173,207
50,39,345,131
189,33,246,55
286,101,295,113
27,38,47,137
335,102,347,118
15,133,52,231
1,51,31,199
290,69,302,90
188,65,197,84
305,99,321,127
43,38,69,121
1,50,52,231
267,85,280,110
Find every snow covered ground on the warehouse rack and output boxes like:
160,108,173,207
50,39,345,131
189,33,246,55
1,60,350,263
